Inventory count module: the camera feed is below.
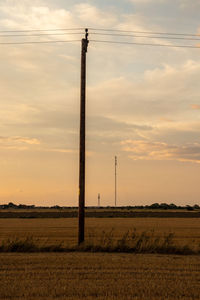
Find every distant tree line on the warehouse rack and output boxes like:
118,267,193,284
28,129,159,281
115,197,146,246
0,202,199,211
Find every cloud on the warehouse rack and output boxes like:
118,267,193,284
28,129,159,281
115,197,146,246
121,139,200,163
0,136,40,151
191,104,200,110
129,0,165,3
0,2,200,154
87,115,153,132
179,0,200,11
88,60,200,124
45,148,77,154
0,136,40,144
0,1,75,31
159,117,174,122
74,3,117,27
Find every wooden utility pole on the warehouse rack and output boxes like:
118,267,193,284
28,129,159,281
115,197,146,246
78,29,89,244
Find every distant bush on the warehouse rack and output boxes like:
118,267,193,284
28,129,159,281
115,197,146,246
0,202,199,210
186,205,194,211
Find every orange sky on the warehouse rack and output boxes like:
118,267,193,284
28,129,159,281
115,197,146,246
0,0,200,206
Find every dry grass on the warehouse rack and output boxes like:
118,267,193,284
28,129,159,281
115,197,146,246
0,217,199,248
0,218,199,254
0,252,199,299
0,230,196,254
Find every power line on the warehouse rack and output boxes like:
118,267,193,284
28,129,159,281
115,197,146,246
88,27,200,37
0,27,199,37
0,32,83,37
90,39,200,49
91,32,200,41
0,28,84,33
0,31,199,42
0,39,199,48
0,40,80,45
0,28,199,48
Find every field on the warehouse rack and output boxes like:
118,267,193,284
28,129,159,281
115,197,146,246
0,217,200,249
0,253,200,299
0,208,200,218
0,217,200,299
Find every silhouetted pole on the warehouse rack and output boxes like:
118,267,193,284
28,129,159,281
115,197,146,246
98,193,100,207
78,29,89,245
115,156,117,207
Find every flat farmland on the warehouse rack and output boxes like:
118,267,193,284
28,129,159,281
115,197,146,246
0,252,200,300
0,218,200,299
0,217,200,248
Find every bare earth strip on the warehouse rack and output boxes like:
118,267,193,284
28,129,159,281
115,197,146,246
0,253,200,300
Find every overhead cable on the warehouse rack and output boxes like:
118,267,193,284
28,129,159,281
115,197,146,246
0,28,84,33
0,32,83,37
88,27,200,37
90,39,200,49
90,32,200,41
0,27,199,37
0,40,80,45
1,32,199,41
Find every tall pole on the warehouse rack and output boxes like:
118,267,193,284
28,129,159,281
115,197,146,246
98,193,100,207
78,29,89,244
115,156,117,207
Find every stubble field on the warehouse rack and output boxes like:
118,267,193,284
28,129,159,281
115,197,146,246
0,252,200,299
0,217,200,299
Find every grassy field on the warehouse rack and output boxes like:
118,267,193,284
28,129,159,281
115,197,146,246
0,217,200,251
0,252,199,299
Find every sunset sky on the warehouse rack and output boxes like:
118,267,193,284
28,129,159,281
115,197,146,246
0,0,200,206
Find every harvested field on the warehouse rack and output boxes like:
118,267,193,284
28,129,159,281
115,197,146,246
0,218,199,251
0,252,199,300
0,218,200,299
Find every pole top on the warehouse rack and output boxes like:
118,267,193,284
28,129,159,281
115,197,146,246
85,28,88,39
83,28,89,52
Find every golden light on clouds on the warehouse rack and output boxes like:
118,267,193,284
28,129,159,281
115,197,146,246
121,140,200,164
191,104,200,110
0,0,200,206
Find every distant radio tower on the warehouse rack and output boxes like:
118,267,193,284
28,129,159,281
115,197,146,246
115,156,117,207
98,193,100,207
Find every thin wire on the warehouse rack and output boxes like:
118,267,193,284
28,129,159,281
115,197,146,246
0,38,198,49
91,32,200,41
0,31,199,41
0,28,85,33
88,27,200,37
0,40,80,45
90,39,200,49
0,27,199,37
0,32,83,37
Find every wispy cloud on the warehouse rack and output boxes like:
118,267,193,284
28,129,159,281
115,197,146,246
129,0,166,4
48,148,77,154
0,136,40,151
179,0,200,11
0,136,40,145
191,104,200,110
121,139,200,163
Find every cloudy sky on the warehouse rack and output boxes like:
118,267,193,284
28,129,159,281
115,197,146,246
0,0,200,206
